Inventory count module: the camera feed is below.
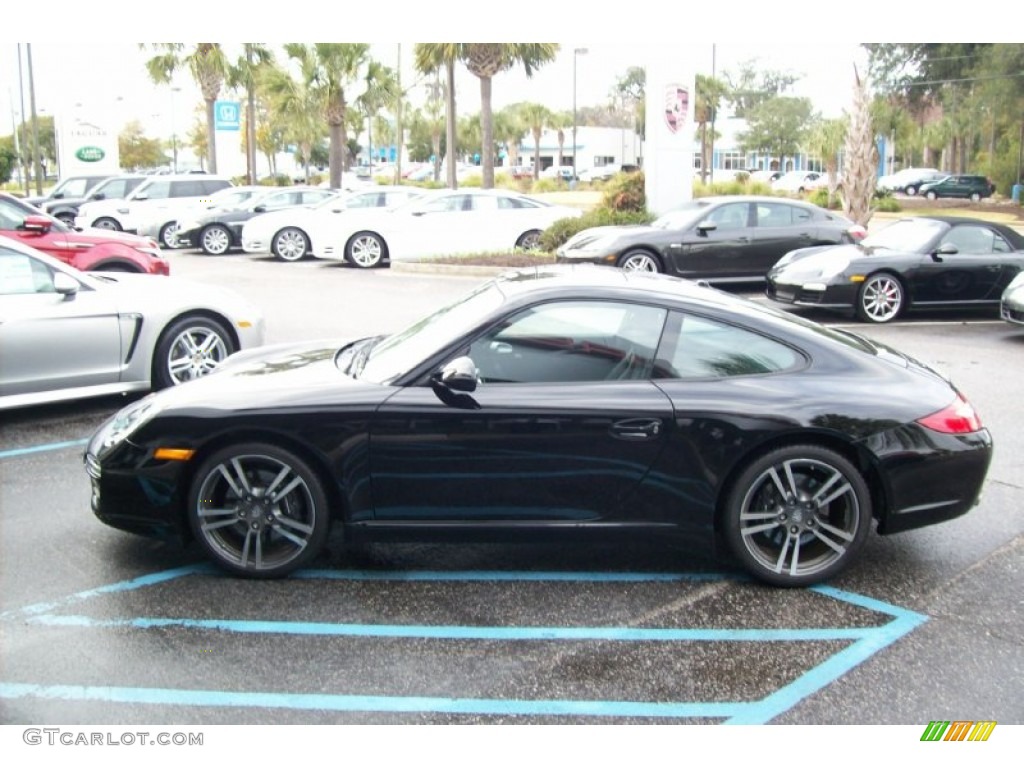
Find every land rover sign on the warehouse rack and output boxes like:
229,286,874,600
74,146,106,163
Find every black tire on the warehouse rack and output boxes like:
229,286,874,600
200,224,233,256
94,263,141,273
188,442,330,578
617,250,662,273
970,192,981,203
516,229,542,250
152,315,236,389
272,227,311,262
855,272,905,323
56,212,76,226
925,191,938,201
905,185,918,196
92,217,122,231
723,444,871,587
346,231,386,269
159,222,181,249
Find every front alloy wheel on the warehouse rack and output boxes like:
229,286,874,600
724,445,870,587
189,444,329,578
201,224,232,255
347,231,386,268
618,250,661,273
856,273,904,323
273,227,310,262
159,222,181,249
153,316,235,389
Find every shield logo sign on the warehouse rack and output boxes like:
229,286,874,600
664,85,690,134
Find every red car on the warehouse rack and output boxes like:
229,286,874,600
0,192,169,275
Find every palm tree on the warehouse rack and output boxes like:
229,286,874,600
459,44,559,189
520,102,552,180
423,72,446,181
842,66,878,227
259,58,325,184
494,104,528,171
807,117,848,206
228,44,274,184
414,44,460,188
143,43,231,174
548,111,572,169
356,60,401,174
696,74,729,183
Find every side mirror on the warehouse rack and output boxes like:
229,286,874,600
53,272,79,298
430,356,481,409
92,192,106,200
932,242,959,261
696,219,717,234
253,205,267,213
133,193,148,201
22,214,52,234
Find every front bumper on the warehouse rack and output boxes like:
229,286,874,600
1001,298,1024,325
765,277,857,310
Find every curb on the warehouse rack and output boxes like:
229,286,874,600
390,262,510,278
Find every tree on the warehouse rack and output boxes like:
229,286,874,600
460,44,559,189
118,121,168,171
842,67,877,227
356,60,401,171
520,103,552,180
186,115,208,171
494,104,528,170
613,66,646,140
0,136,17,183
725,60,801,118
696,74,729,183
806,117,848,206
414,44,460,188
736,96,814,171
549,111,571,168
143,43,231,173
259,58,326,184
228,44,274,184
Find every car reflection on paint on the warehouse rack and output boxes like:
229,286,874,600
86,266,992,587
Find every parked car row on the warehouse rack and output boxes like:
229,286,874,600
877,167,996,200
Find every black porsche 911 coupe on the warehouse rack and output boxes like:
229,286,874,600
86,266,992,587
766,216,1024,323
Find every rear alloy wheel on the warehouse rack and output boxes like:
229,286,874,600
905,185,918,196
272,227,310,262
516,229,542,250
56,212,76,226
617,250,661,273
159,222,181,249
153,315,236,389
856,273,905,323
200,224,232,256
346,231,386,268
925,191,938,201
724,445,870,587
189,443,329,578
92,217,121,231
970,192,981,202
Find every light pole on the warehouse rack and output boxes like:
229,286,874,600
572,47,588,179
170,86,181,173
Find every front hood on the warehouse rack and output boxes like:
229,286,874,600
772,243,910,279
561,225,658,251
149,338,388,412
76,227,154,246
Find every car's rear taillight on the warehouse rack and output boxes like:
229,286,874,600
847,225,867,241
917,395,983,434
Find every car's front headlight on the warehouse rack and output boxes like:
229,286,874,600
94,396,161,454
1005,271,1024,292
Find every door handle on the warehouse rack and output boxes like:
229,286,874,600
611,418,662,440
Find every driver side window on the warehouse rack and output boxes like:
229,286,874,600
468,301,667,384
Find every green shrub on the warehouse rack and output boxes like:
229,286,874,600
873,196,901,213
532,178,561,194
540,207,654,252
601,171,646,212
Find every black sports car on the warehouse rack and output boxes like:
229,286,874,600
555,196,865,282
86,266,992,587
766,216,1024,323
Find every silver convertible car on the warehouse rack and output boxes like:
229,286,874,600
0,235,266,410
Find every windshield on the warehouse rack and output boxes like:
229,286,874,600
358,281,506,384
862,218,948,252
651,201,714,230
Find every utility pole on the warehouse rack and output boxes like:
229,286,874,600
26,43,44,194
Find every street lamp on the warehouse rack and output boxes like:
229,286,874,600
170,87,181,173
572,47,588,179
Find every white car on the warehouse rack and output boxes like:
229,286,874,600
876,167,944,196
309,188,584,268
136,186,265,249
771,171,827,194
241,186,422,262
74,175,233,240
0,235,265,410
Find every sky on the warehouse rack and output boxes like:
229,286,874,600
0,2,1012,143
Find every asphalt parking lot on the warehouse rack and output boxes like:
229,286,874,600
1,250,1022,726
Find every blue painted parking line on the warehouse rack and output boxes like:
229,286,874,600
0,566,928,723
0,438,88,460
